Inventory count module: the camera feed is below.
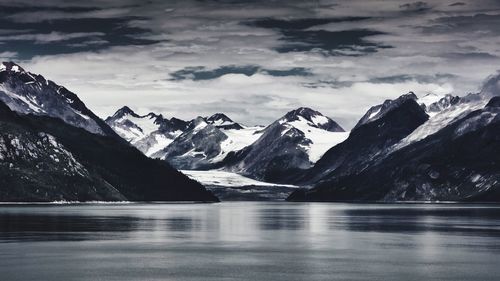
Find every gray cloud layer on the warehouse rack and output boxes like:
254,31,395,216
1,0,500,128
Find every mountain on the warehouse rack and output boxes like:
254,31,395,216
105,106,188,156
288,80,500,202
105,106,346,176
0,62,118,138
293,93,429,185
152,116,263,169
0,62,218,202
222,107,348,182
288,96,500,202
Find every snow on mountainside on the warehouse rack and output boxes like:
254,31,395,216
222,107,347,182
152,115,263,169
213,125,263,162
105,106,187,156
279,107,347,162
283,115,349,162
296,94,429,186
392,89,490,151
0,62,116,137
392,96,486,151
291,95,500,202
0,68,217,202
105,104,345,172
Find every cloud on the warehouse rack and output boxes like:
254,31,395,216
0,12,160,59
480,71,500,97
0,51,17,60
169,65,313,81
399,1,431,12
248,17,389,55
449,2,466,7
3,0,500,129
369,73,458,84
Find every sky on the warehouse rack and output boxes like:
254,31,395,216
1,0,500,128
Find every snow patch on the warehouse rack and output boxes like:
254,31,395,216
393,99,486,151
288,116,349,162
181,170,298,187
211,126,263,162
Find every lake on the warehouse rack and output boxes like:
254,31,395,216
0,202,499,281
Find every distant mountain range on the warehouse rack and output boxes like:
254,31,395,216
2,61,500,202
106,105,349,181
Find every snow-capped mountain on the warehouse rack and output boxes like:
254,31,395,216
222,107,348,182
296,93,429,185
105,106,187,156
0,62,117,137
105,106,346,175
152,115,263,169
289,78,500,202
0,62,217,202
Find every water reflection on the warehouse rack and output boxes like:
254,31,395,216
0,202,499,281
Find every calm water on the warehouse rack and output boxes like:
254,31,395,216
0,202,500,281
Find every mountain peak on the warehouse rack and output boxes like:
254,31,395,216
354,92,422,129
205,113,243,130
206,113,233,123
112,106,139,119
0,61,25,73
284,107,319,120
282,107,344,132
0,62,119,137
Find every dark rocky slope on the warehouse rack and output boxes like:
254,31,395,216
295,93,429,185
0,101,218,202
288,97,500,202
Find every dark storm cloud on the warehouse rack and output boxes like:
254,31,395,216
169,65,313,81
248,17,390,55
302,79,354,89
262,68,312,77
249,17,371,30
449,2,466,6
0,3,158,60
399,1,431,13
0,17,159,59
170,65,260,81
0,5,98,14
